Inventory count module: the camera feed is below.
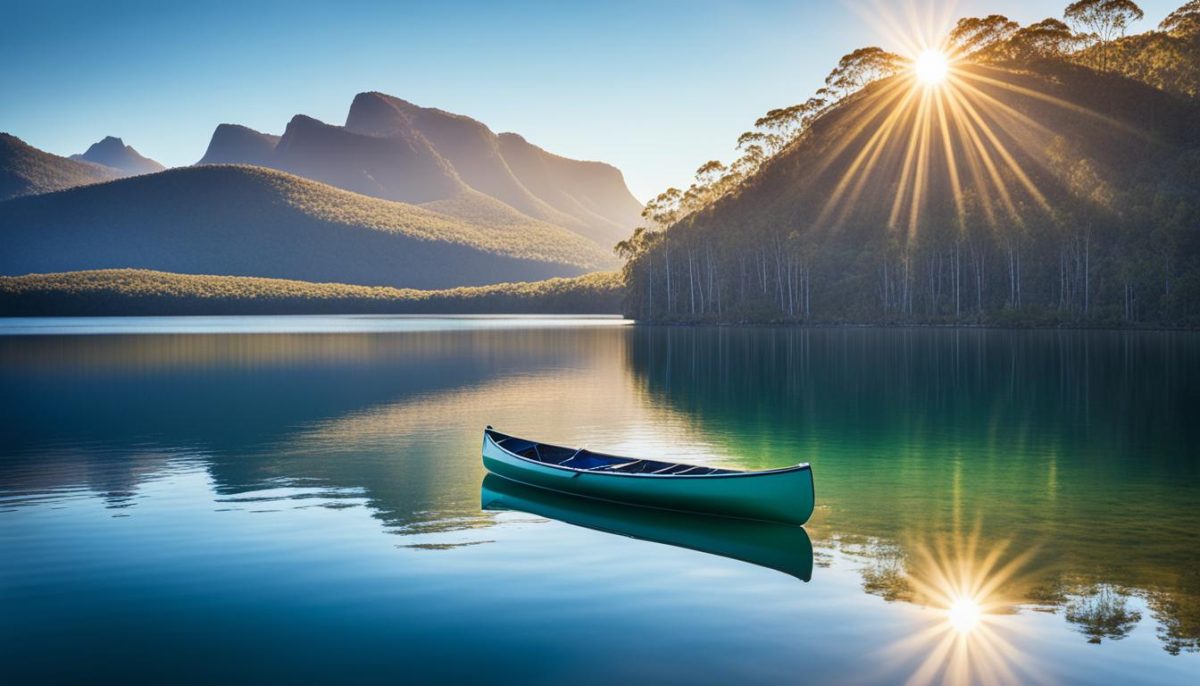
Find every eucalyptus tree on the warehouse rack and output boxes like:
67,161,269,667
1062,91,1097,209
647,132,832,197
1007,18,1079,60
1065,0,1145,71
824,47,904,99
948,15,1019,60
1160,0,1200,36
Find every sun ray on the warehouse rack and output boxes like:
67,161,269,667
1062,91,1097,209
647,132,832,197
955,68,1143,138
946,77,1052,214
832,89,921,226
942,86,1018,220
817,84,921,226
932,87,967,230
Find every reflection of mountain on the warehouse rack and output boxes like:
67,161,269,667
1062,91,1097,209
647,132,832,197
482,474,813,581
623,326,1200,653
0,326,690,536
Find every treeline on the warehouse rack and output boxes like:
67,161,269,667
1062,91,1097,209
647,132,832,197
0,269,623,316
616,1,1200,327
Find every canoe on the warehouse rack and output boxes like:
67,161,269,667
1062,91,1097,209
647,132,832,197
481,427,815,525
482,474,813,581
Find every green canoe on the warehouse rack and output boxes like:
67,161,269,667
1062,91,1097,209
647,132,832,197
481,427,815,525
482,474,813,581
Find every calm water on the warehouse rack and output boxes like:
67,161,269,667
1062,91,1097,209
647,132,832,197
2,317,1198,684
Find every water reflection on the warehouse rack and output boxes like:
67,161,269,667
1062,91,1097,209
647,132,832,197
481,474,814,581
2,322,1199,670
625,326,1200,655
885,528,1042,685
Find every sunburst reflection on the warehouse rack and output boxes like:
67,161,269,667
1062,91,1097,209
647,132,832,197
879,527,1045,686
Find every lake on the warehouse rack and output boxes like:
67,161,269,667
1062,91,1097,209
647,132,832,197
1,317,1198,684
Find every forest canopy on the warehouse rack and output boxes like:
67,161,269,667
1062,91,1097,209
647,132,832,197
615,0,1200,327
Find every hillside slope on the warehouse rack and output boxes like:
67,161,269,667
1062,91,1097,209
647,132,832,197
622,61,1200,325
0,133,121,200
71,136,165,175
0,165,612,289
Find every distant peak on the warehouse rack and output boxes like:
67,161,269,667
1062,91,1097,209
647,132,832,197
75,135,165,175
286,114,327,129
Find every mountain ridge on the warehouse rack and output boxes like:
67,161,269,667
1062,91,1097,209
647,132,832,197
198,91,642,249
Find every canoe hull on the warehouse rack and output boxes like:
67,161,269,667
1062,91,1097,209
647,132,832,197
482,474,814,580
482,431,814,525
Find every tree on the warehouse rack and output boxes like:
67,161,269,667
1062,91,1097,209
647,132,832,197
1160,0,1200,37
1008,18,1079,60
949,15,1019,60
824,47,903,99
1065,0,1145,71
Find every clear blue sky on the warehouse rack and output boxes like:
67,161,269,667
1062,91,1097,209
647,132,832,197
0,0,1181,201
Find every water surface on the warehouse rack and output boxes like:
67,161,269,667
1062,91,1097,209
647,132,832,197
1,318,1197,684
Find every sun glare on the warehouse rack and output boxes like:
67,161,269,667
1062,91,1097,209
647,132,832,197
947,596,983,633
914,49,949,86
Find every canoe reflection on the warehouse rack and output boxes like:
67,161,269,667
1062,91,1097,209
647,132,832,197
481,474,813,581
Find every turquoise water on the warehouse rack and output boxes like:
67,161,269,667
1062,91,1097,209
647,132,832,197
1,318,1198,684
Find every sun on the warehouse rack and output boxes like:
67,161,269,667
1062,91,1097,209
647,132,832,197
913,49,949,86
947,595,983,633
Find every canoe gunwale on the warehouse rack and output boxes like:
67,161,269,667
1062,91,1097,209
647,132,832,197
484,429,811,480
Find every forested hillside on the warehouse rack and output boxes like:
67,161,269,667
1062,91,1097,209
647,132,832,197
617,0,1200,327
0,165,611,289
0,269,623,316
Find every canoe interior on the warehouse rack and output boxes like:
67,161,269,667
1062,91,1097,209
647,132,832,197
489,430,739,476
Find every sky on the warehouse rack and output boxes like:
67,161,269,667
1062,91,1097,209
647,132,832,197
0,0,1183,201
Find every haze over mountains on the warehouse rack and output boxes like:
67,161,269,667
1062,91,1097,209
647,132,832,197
0,92,644,294
197,92,643,249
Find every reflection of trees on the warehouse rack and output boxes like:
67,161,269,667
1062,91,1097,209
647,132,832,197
625,326,1200,652
1149,571,1200,655
844,538,914,602
1064,585,1142,644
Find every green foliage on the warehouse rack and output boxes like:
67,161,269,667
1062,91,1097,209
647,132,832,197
0,269,624,316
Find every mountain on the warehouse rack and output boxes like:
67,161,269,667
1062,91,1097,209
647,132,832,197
496,132,646,246
270,113,464,203
620,61,1200,326
196,124,280,165
0,165,612,289
0,133,121,201
198,91,643,249
71,136,165,176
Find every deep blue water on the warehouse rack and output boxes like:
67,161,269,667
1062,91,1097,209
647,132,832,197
1,317,1198,684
